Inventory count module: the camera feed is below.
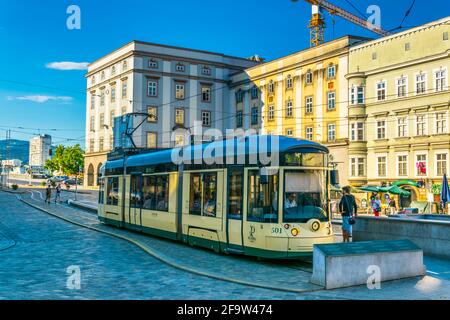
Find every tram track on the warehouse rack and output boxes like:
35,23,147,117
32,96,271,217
16,191,326,295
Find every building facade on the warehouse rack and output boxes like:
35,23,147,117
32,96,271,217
29,135,52,168
347,17,450,204
229,36,369,186
84,41,259,187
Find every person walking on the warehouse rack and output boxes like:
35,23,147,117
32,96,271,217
389,198,397,215
55,183,62,203
339,186,358,243
45,184,52,204
371,195,382,217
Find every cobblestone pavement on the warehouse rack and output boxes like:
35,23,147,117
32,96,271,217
2,190,450,300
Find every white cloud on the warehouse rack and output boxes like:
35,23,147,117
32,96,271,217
9,95,73,103
46,61,89,71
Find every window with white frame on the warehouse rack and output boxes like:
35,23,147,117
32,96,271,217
122,80,128,98
397,77,407,98
436,112,447,134
175,108,184,125
147,107,157,123
350,86,365,105
235,90,244,103
376,120,386,139
416,154,427,176
91,76,96,85
327,65,336,79
305,70,313,84
444,32,449,41
111,66,116,75
305,96,313,113
175,83,185,100
236,111,243,128
251,86,259,100
148,59,158,68
110,110,115,127
201,66,211,75
90,116,95,132
99,113,105,129
268,105,275,121
99,137,104,151
147,80,158,97
122,60,128,71
397,117,408,137
90,93,95,109
89,139,94,152
147,132,157,148
376,81,386,101
306,127,313,140
111,86,116,103
397,155,408,176
416,114,426,136
327,124,336,142
176,63,185,72
286,76,293,89
202,86,211,102
435,69,447,92
174,134,185,147
286,128,293,136
377,156,387,177
286,100,293,118
351,122,364,141
350,157,365,177
251,107,258,125
268,81,274,94
202,111,211,127
101,71,105,81
327,91,335,110
416,73,426,94
436,153,448,176
100,89,105,106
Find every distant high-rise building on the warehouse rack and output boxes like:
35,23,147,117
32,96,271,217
29,135,52,167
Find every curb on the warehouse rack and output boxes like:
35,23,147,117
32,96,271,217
67,199,98,213
18,193,324,295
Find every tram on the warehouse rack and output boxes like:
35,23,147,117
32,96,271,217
98,135,336,259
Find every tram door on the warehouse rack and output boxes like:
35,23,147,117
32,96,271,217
129,174,143,231
226,168,244,252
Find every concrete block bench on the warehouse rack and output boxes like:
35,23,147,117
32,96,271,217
311,240,425,289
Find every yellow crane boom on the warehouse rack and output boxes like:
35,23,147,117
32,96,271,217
292,0,392,46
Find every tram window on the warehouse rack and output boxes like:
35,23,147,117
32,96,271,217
283,170,328,223
106,177,119,206
228,171,243,219
189,172,217,217
142,175,169,212
247,170,278,223
284,153,325,167
130,175,142,208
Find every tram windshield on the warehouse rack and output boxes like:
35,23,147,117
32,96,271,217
283,170,328,222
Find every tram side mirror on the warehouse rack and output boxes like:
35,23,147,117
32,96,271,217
330,169,339,186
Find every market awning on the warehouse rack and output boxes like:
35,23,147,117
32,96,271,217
391,180,420,188
357,185,411,196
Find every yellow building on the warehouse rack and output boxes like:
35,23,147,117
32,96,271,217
347,17,450,207
230,36,369,186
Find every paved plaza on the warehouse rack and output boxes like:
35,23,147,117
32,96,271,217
1,190,450,300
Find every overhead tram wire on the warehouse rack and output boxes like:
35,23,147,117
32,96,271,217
389,0,417,32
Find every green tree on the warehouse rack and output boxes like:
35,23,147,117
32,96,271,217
61,144,84,175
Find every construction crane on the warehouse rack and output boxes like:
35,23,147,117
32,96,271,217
291,0,392,47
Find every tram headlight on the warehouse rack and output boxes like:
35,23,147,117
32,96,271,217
284,224,290,230
308,219,321,232
291,228,299,237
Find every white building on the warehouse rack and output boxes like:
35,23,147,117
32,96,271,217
29,135,52,167
84,40,260,187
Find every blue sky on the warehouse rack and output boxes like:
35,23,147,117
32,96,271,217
0,0,449,148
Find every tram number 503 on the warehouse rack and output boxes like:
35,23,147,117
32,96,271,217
222,304,273,315
271,227,283,234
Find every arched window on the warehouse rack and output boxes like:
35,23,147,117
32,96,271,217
87,164,94,186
